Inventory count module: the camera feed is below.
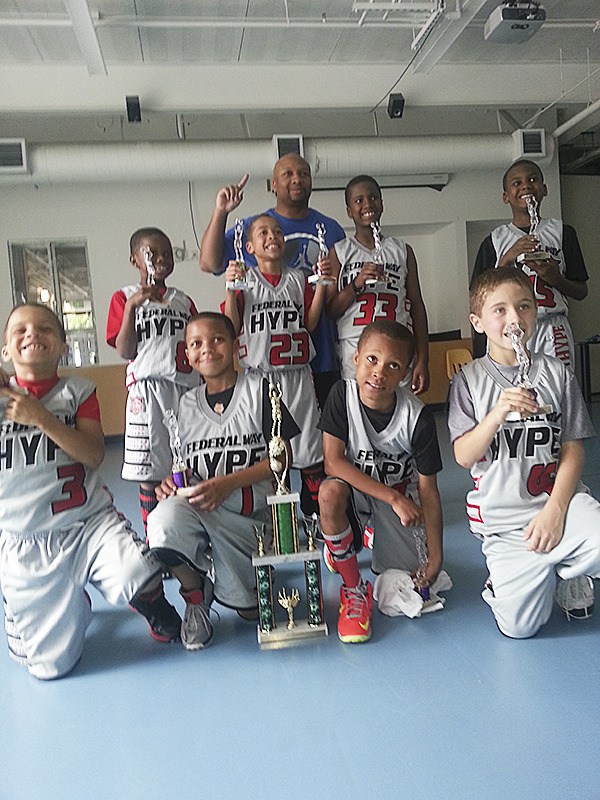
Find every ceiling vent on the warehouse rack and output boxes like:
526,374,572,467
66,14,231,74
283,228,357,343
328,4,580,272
0,139,27,173
513,129,546,159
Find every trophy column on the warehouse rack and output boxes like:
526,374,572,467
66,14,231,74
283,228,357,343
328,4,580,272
251,384,328,648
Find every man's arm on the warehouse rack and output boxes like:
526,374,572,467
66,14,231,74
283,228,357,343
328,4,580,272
199,175,248,274
524,439,585,553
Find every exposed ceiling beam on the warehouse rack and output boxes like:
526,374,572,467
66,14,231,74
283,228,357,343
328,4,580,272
411,0,488,74
61,0,106,76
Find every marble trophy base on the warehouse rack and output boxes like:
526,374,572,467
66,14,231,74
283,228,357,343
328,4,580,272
252,548,328,649
516,251,553,267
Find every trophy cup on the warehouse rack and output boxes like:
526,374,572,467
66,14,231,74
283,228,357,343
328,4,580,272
365,221,388,288
226,218,248,291
516,195,553,267
412,526,431,602
250,386,328,647
505,322,553,419
163,409,192,494
308,223,335,286
267,381,300,555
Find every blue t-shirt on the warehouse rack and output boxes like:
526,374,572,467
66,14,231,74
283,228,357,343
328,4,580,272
222,207,346,373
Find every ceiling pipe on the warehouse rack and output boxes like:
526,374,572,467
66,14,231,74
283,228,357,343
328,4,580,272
0,133,554,185
552,97,600,139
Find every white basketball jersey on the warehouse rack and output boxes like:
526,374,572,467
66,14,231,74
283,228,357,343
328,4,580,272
177,373,272,514
237,268,315,371
334,235,412,344
461,354,568,536
120,284,197,387
490,219,568,317
345,379,423,501
0,377,113,534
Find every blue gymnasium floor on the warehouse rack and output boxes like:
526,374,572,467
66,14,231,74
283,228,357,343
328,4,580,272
1,405,600,800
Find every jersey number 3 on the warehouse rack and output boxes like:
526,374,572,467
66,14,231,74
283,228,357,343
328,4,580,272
353,293,398,326
52,463,88,514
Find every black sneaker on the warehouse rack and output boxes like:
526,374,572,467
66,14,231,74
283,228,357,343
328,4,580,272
131,588,181,643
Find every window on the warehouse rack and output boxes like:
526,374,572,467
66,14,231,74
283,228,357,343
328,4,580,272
8,240,98,367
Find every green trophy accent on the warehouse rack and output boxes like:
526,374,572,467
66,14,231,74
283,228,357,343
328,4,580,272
276,502,295,555
305,560,324,627
256,565,275,633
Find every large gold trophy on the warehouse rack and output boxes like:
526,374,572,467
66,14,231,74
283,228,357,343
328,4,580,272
251,382,328,648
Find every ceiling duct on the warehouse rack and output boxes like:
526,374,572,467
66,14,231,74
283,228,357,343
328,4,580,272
513,129,546,159
0,138,27,173
0,133,554,185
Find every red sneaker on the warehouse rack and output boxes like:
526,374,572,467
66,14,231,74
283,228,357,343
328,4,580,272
338,581,373,643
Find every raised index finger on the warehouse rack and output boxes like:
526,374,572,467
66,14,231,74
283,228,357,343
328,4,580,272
237,174,249,190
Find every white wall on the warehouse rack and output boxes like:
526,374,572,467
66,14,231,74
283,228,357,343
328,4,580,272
0,156,564,366
561,175,600,394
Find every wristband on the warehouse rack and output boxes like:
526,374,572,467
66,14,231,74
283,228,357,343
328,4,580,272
351,278,363,298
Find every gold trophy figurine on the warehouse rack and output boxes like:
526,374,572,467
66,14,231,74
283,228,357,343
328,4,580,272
267,381,300,555
278,588,300,630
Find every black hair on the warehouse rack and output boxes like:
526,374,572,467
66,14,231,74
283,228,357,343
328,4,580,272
344,175,382,207
129,227,172,255
502,160,544,191
245,214,282,242
186,311,236,341
357,319,415,362
4,303,67,343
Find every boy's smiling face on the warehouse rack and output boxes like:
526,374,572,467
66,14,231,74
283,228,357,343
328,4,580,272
502,162,547,216
354,332,412,411
130,233,174,286
245,216,285,264
2,305,67,379
185,318,237,386
470,280,537,364
346,180,383,231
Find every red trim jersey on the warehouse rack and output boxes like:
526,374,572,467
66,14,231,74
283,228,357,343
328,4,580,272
0,376,113,534
490,219,568,318
457,354,589,536
235,268,315,372
177,373,274,515
106,285,198,388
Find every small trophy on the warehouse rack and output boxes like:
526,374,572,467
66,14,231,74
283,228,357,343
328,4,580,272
365,221,388,288
267,381,300,555
163,409,191,494
505,323,553,418
308,223,335,286
142,246,156,286
412,526,431,602
142,246,169,303
226,218,248,291
516,195,553,267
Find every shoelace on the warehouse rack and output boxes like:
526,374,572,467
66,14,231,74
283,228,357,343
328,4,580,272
343,584,368,619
